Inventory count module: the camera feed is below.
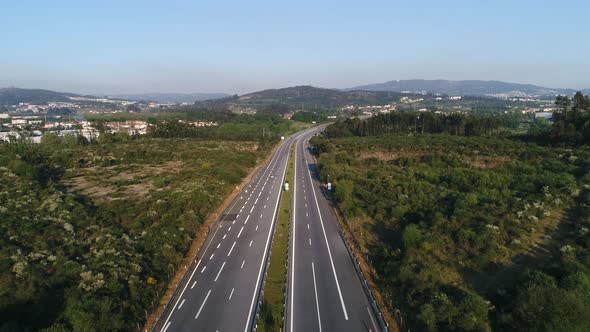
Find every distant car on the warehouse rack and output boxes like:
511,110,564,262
270,175,275,179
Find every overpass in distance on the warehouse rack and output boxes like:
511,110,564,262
153,126,382,332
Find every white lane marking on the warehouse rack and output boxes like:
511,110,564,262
223,234,226,240
309,238,312,246
228,241,236,256
260,214,263,219
255,198,259,204
250,205,255,213
178,299,186,309
305,203,307,207
210,253,214,260
306,212,308,217
258,192,262,197
264,204,267,209
201,265,206,273
228,226,232,231
312,262,323,332
289,136,300,332
367,306,378,331
245,215,250,224
229,288,235,300
191,281,197,289
267,197,269,200
217,243,221,249
256,225,259,231
241,260,245,269
232,220,236,225
214,261,226,282
163,321,171,332
237,226,244,238
249,240,253,247
307,224,309,230
304,142,349,320
194,289,211,319
245,137,292,332
240,208,243,212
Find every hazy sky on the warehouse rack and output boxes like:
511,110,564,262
1,0,589,94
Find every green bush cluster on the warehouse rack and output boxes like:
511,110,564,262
311,131,590,331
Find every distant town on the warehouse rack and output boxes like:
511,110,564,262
0,95,221,143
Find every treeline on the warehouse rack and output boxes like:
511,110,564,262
291,111,328,123
325,111,521,138
550,92,590,144
148,112,293,141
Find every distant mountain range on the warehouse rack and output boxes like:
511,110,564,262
235,85,412,109
0,87,80,105
2,80,589,109
109,92,229,104
348,79,590,97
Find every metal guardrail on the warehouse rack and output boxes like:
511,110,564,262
338,228,389,332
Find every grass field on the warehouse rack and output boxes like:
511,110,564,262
256,144,294,332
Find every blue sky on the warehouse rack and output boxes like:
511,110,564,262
1,0,588,94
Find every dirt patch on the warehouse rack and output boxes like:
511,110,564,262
465,155,511,169
357,150,424,161
63,161,183,201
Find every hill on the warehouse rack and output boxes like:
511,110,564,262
0,87,79,105
233,85,415,110
110,92,229,104
349,79,588,97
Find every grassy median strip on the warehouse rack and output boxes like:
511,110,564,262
257,144,295,332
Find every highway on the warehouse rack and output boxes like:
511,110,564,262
155,129,309,332
286,128,380,332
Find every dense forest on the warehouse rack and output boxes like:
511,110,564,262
324,111,522,138
310,93,590,331
0,114,283,330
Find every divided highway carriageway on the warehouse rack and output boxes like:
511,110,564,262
154,126,381,332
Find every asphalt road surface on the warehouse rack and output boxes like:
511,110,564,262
156,129,311,332
286,128,380,332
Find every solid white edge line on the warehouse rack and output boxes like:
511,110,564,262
304,131,350,320
244,139,291,332
290,136,299,332
312,262,323,332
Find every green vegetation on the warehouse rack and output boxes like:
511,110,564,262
291,110,330,123
0,133,271,331
310,92,590,331
257,145,294,332
324,111,522,138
